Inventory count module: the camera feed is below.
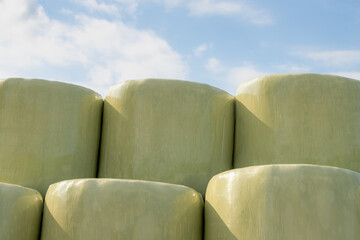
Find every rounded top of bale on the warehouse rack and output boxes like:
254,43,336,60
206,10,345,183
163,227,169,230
107,78,232,98
0,181,43,202
236,73,360,95
234,73,360,171
47,178,203,202
0,78,103,98
211,164,360,182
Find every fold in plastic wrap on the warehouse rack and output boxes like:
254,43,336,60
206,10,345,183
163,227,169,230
235,74,360,171
41,179,203,240
205,164,360,239
0,78,103,196
99,79,234,195
0,182,43,240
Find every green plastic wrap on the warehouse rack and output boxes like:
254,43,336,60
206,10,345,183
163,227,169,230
205,164,360,239
0,182,43,240
98,79,234,195
0,78,103,196
41,179,203,240
235,74,360,171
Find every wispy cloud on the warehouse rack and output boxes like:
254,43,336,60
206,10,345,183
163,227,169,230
276,63,311,73
329,72,360,81
204,57,265,93
205,57,224,72
293,50,360,67
152,0,183,8
187,0,273,25
0,0,188,95
188,0,241,15
71,0,139,16
72,0,119,14
194,43,212,56
77,0,274,25
72,0,274,25
227,65,266,88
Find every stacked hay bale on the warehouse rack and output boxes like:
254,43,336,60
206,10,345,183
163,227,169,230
0,78,103,239
42,179,203,240
0,78,103,196
98,79,234,196
0,182,43,240
42,79,234,239
205,74,360,240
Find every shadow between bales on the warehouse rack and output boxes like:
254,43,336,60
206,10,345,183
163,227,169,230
40,200,70,240
204,200,237,240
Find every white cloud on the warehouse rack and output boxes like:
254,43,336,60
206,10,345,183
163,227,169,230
194,43,211,56
93,0,273,25
227,65,265,88
0,68,17,79
276,63,310,73
115,0,138,14
204,57,264,84
187,0,273,25
72,0,119,14
205,57,223,72
188,0,241,15
0,0,187,95
152,0,183,8
0,0,81,67
294,50,360,67
71,0,138,16
71,0,181,15
72,0,272,24
329,72,360,81
203,57,265,93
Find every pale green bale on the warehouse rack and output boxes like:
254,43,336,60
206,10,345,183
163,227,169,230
0,182,43,240
41,179,203,240
235,73,360,170
0,78,103,196
205,164,360,240
98,79,234,195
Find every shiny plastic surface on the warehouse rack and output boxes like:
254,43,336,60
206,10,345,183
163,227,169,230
98,79,234,195
234,73,360,171
41,179,203,240
0,78,103,195
0,182,43,240
205,164,360,239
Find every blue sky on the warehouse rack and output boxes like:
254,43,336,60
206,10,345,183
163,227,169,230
1,0,360,96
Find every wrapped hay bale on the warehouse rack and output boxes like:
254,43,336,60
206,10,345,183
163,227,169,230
0,78,103,195
235,73,360,171
0,182,43,240
99,79,234,195
41,179,203,240
205,164,360,239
